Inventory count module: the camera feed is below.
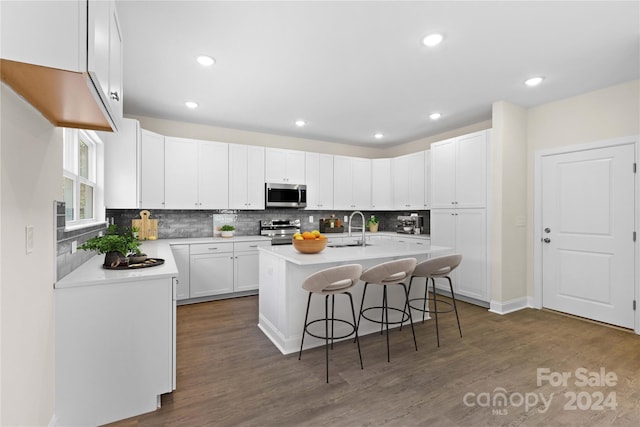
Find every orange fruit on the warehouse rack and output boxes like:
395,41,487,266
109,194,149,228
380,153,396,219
302,231,315,240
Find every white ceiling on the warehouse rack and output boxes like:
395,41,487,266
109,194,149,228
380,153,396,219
116,1,639,147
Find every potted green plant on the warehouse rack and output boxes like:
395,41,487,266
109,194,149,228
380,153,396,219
220,224,235,238
367,215,379,232
79,224,142,267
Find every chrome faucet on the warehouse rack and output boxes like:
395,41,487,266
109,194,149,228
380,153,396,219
348,211,366,246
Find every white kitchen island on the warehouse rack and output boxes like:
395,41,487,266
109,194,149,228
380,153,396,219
258,240,452,354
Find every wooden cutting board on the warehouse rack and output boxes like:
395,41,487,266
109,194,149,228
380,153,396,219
132,210,158,240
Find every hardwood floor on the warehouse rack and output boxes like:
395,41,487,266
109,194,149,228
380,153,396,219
107,296,640,426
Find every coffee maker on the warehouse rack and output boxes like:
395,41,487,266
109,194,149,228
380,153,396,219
396,215,424,234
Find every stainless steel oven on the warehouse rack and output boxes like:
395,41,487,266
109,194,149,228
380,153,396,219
260,219,301,245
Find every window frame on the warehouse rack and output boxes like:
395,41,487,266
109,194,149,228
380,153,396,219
63,128,105,229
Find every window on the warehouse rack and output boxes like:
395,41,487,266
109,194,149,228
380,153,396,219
63,129,103,227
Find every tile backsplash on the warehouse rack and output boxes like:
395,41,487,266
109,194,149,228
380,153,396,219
106,208,430,239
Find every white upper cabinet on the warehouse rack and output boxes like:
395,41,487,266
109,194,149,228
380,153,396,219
139,129,165,209
391,151,425,210
371,158,393,210
103,118,139,209
1,0,123,131
424,150,431,209
265,148,306,184
333,156,371,210
431,130,488,208
229,144,265,209
305,153,334,210
164,137,229,209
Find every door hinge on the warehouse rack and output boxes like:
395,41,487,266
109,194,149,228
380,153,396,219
633,300,636,311
634,163,637,173
634,231,637,242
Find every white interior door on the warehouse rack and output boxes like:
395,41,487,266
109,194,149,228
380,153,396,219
541,144,635,328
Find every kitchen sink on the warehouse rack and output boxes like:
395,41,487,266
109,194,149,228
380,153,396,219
327,242,373,248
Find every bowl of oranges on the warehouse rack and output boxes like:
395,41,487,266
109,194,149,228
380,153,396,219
292,230,328,254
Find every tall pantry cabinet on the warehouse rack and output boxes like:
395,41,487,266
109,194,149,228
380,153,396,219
430,130,490,303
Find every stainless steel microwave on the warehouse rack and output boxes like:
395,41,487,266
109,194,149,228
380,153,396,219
265,183,307,208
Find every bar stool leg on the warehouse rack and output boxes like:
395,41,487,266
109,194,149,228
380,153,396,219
331,294,336,349
447,276,463,338
347,292,363,369
325,295,329,383
431,277,440,347
355,282,369,343
422,277,429,323
299,292,313,360
383,285,390,362
402,283,418,351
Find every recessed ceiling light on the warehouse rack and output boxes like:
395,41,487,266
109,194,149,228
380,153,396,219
422,33,444,47
374,133,384,139
196,55,215,66
429,112,442,120
185,101,199,109
295,120,306,127
525,76,544,87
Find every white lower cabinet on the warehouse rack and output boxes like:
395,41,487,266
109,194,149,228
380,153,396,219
190,243,234,298
430,208,488,302
180,240,270,301
170,244,190,300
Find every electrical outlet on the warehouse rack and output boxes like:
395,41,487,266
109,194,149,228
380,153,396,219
98,230,104,237
71,240,77,254
344,215,348,223
25,225,34,254
308,215,314,223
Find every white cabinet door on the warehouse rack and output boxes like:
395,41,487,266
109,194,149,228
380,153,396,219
334,156,371,210
305,152,334,209
198,141,229,209
352,158,371,209
171,245,190,300
430,208,487,301
140,129,165,209
333,156,353,210
87,0,110,99
265,148,305,184
391,155,409,209
431,131,488,208
407,151,425,209
372,158,393,210
103,118,138,209
246,145,266,209
190,252,234,297
424,150,431,209
456,131,487,208
107,2,123,125
430,138,457,208
229,144,265,209
165,137,198,209
234,252,260,292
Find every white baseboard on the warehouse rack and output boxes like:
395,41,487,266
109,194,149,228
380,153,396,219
48,414,58,427
489,296,533,315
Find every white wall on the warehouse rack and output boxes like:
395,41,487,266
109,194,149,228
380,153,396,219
525,80,639,298
490,101,527,305
0,84,60,426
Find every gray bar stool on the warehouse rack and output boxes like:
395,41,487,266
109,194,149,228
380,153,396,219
298,263,363,383
406,254,463,347
355,258,418,363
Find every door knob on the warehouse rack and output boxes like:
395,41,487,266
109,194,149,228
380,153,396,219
543,238,551,243
544,227,551,233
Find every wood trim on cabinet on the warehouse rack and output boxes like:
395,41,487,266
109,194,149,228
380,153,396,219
0,59,113,132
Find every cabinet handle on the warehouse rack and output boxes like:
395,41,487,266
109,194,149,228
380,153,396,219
249,245,258,248
208,247,219,250
110,91,120,101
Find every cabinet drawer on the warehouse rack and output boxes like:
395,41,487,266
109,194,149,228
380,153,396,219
190,242,233,255
234,240,271,252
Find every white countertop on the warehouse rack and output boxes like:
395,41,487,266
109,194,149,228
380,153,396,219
55,236,271,289
324,231,430,239
259,240,450,266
